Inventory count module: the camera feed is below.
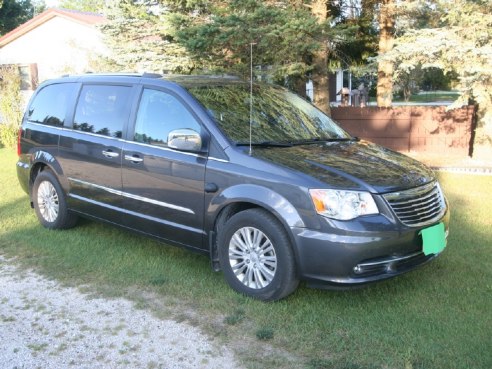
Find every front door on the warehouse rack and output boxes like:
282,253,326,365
121,87,207,249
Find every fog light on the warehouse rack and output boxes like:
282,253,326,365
353,265,362,274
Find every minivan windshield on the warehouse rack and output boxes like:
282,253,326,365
186,83,351,145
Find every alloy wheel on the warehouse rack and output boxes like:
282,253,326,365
37,180,59,223
228,226,277,289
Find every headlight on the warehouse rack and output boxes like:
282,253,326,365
309,189,379,220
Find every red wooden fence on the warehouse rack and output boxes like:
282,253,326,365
332,106,474,155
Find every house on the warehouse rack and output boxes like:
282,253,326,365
0,8,106,91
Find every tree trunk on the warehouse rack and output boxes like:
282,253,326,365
294,77,307,99
376,0,395,107
311,0,331,116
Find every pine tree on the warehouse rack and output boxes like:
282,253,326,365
99,0,194,74
59,0,104,13
173,0,357,114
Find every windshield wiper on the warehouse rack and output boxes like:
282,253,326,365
289,137,359,145
236,141,293,147
235,137,359,148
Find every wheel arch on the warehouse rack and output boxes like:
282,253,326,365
207,184,305,271
28,151,67,201
215,207,300,300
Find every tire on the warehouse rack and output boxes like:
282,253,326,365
218,208,299,301
32,169,78,229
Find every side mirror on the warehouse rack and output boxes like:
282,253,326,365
167,129,203,152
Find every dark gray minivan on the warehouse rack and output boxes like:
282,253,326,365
17,74,449,300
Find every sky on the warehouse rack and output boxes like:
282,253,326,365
45,0,60,8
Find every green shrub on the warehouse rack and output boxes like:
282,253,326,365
255,327,274,340
0,66,23,148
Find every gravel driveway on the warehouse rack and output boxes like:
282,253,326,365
0,256,242,369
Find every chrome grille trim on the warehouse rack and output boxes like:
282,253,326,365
383,181,446,227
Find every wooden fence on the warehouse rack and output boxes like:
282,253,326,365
331,106,475,155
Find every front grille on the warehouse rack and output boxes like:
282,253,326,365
383,181,446,227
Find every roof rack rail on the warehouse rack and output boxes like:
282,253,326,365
60,72,164,79
141,72,163,78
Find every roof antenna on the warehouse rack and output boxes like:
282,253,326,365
249,42,256,156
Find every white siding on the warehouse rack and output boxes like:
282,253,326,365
0,16,107,83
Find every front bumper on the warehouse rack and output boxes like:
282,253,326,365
291,208,450,288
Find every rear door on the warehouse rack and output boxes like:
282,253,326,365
120,87,208,249
59,83,136,221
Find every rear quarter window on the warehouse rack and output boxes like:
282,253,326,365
27,83,76,127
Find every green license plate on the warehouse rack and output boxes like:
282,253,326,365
421,223,447,256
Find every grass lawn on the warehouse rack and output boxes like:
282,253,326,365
393,91,459,103
1,147,490,369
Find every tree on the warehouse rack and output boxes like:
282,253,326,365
173,0,357,114
0,66,23,148
101,0,374,114
0,0,35,35
99,0,194,73
386,0,492,146
336,0,379,67
376,0,395,107
59,0,104,12
174,1,318,76
310,1,331,114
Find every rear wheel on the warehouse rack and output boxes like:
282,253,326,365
32,169,78,229
218,208,299,301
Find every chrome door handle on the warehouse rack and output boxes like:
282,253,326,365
102,150,119,158
124,155,143,163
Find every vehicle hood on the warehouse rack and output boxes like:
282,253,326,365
253,140,435,193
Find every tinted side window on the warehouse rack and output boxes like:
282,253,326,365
27,83,75,127
134,89,201,147
73,85,131,138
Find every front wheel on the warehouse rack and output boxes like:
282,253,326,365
32,169,78,229
218,209,299,301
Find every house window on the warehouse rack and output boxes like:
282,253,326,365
0,63,38,90
19,64,38,90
